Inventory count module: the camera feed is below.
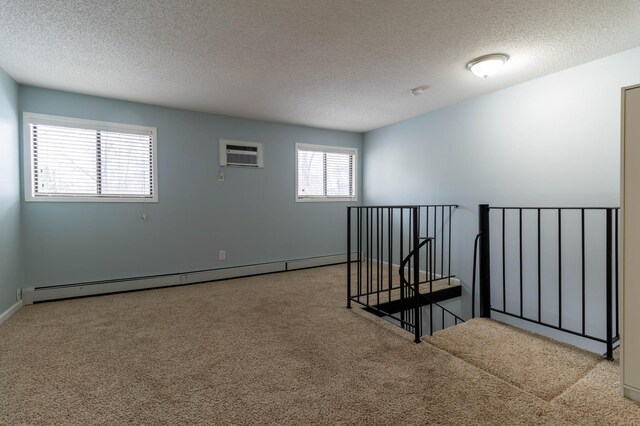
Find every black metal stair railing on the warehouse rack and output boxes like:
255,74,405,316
398,237,430,341
471,232,481,319
475,204,620,359
346,204,461,342
398,239,465,337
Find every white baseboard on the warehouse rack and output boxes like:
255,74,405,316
0,300,23,325
22,253,353,305
624,385,640,403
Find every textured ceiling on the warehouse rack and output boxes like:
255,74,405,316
1,0,640,132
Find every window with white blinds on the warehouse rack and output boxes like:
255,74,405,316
24,113,157,202
296,143,357,202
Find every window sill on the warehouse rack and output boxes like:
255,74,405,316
25,195,158,203
296,197,358,203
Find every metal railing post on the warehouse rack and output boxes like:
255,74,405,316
347,207,352,309
479,204,491,318
429,239,434,336
413,207,421,343
606,208,613,360
471,233,481,318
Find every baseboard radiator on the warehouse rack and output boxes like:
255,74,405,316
22,253,353,305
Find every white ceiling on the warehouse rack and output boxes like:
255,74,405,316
2,1,640,132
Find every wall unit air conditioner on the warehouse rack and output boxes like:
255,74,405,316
219,139,263,168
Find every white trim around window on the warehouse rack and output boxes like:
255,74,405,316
295,143,358,202
23,112,158,203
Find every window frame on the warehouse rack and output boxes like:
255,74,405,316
23,112,158,203
295,142,358,203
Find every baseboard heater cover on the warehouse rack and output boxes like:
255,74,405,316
286,253,350,270
22,253,357,305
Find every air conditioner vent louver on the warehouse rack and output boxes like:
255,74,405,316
219,139,263,168
226,145,258,166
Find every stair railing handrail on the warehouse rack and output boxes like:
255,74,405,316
399,237,465,335
398,238,432,288
399,236,432,342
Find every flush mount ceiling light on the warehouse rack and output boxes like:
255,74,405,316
467,54,509,78
410,86,428,96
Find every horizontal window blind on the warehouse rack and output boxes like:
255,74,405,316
26,114,156,201
296,144,356,200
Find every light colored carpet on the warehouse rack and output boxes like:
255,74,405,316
554,350,640,424
0,264,637,425
425,318,602,401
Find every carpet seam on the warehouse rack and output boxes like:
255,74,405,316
353,308,600,403
549,357,613,404
424,320,602,402
476,319,605,400
421,338,553,404
350,306,561,404
351,308,558,407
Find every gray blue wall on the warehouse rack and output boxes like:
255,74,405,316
364,47,640,344
19,87,362,287
0,67,22,312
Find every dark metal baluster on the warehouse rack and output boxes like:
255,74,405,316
423,207,428,287
581,209,586,335
410,296,414,333
472,233,480,318
425,206,429,285
441,205,445,277
347,207,352,308
377,208,380,306
503,208,506,312
388,208,393,303
429,239,433,336
358,209,362,299
408,210,412,289
367,208,371,307
519,208,523,317
538,209,541,323
400,209,404,327
606,209,613,360
413,206,420,342
381,208,385,299
433,207,437,284
448,205,452,286
558,208,562,329
380,208,384,299
478,204,491,318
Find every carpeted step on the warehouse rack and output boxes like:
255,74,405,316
554,349,640,422
424,318,602,401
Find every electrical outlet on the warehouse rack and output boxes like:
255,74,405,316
218,170,225,181
219,250,226,261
